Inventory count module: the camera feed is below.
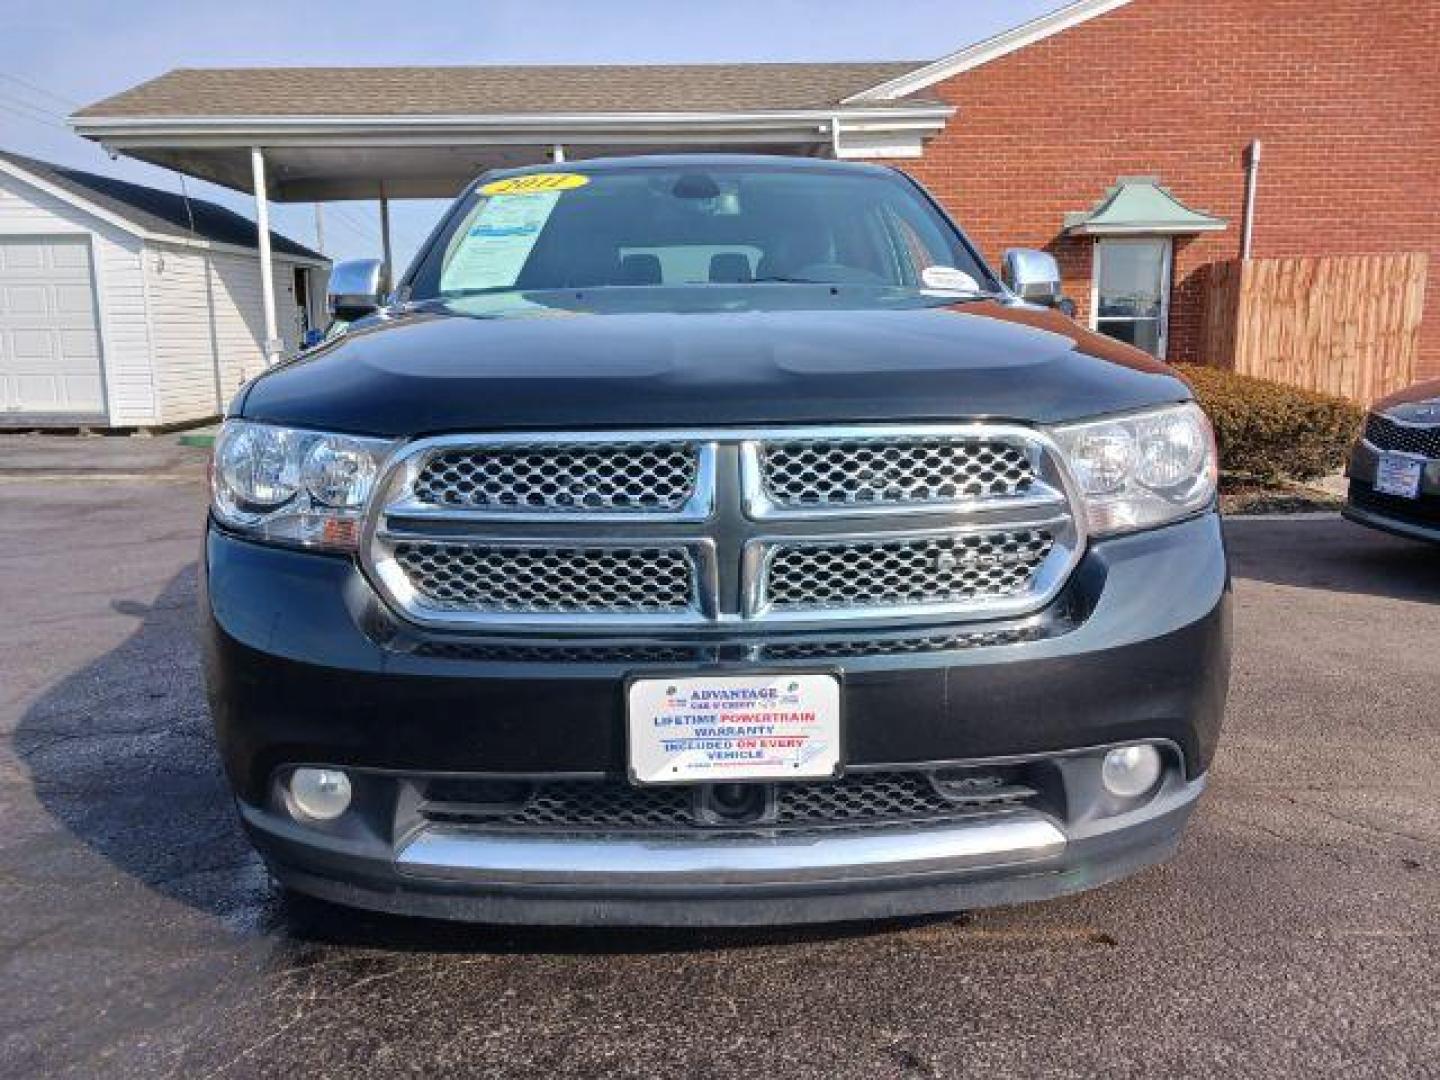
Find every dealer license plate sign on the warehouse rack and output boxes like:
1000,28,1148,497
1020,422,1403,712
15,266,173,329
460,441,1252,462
627,673,841,786
1375,452,1424,499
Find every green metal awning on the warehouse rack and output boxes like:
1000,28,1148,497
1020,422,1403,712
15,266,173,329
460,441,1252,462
1064,176,1226,236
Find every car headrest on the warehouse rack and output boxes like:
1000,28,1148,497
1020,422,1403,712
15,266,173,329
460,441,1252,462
709,253,753,284
619,253,662,285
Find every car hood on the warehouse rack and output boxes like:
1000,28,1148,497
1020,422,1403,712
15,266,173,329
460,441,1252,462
1373,376,1440,421
239,289,1189,437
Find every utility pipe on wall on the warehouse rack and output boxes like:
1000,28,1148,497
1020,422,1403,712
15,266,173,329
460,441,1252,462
250,147,282,365
1241,139,1261,260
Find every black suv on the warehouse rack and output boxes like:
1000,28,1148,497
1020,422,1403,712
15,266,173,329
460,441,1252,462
203,156,1230,926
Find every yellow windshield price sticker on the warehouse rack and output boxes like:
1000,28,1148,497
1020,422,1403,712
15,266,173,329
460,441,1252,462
480,173,590,196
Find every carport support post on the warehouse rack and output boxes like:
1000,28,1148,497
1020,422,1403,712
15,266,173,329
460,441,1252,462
379,186,394,294
250,147,282,365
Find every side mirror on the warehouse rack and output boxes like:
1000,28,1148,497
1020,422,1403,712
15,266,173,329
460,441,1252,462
327,258,385,322
301,328,325,350
1001,249,1065,308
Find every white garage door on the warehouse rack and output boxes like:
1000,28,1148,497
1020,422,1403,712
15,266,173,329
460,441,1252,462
0,236,105,417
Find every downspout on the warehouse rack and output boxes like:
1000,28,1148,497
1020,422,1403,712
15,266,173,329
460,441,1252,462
1241,139,1261,259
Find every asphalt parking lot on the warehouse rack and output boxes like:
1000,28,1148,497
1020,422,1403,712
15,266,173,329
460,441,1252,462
1,436,1436,1078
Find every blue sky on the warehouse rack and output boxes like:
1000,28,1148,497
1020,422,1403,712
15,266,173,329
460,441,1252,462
1,0,1066,268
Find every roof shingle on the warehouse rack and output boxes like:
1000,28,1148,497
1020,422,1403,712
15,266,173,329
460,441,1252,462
0,151,323,259
73,62,934,119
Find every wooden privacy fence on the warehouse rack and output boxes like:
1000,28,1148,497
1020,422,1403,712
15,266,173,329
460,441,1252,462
1199,253,1428,403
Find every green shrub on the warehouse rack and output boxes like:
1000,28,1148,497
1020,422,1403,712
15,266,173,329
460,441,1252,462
1173,364,1363,482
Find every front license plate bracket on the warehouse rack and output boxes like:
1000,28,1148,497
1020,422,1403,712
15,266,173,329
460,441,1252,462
625,671,843,787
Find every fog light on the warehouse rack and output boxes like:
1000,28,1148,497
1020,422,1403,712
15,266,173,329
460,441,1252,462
288,768,352,821
1101,745,1162,798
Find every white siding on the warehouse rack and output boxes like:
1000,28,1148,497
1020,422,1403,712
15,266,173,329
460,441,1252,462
145,244,319,424
0,170,156,425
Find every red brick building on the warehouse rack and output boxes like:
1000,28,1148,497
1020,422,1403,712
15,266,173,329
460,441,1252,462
864,0,1440,378
71,0,1439,394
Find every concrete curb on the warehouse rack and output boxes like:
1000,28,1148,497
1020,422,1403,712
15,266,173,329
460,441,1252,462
1224,511,1344,522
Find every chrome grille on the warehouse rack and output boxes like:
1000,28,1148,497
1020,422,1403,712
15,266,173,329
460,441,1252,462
365,425,1082,629
1366,415,1440,459
760,436,1034,509
391,542,695,615
412,441,699,513
762,529,1055,612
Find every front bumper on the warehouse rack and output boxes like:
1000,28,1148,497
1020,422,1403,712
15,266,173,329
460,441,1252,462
202,511,1230,924
1345,440,1440,544
247,766,1203,926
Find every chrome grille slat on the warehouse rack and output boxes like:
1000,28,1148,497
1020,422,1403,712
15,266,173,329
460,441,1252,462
413,441,700,514
760,436,1034,509
392,542,695,615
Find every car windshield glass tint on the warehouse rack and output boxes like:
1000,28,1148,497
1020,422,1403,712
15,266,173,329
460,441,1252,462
410,165,991,299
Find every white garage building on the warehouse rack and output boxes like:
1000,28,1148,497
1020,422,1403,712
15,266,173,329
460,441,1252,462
0,151,327,428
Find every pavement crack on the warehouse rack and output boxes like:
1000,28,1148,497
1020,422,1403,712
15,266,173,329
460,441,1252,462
1288,797,1440,849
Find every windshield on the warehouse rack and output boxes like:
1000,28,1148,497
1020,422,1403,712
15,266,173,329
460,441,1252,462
406,164,995,300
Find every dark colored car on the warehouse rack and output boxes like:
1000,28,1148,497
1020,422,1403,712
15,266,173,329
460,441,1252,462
203,156,1230,926
1344,378,1440,544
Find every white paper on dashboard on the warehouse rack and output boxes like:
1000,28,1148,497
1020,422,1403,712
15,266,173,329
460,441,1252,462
440,191,561,292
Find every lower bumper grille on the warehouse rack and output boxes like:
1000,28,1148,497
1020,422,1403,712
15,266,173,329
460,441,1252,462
420,770,1037,835
401,615,1069,666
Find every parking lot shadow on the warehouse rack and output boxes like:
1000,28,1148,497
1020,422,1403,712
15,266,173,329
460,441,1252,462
11,564,278,931
12,565,942,955
1225,516,1440,603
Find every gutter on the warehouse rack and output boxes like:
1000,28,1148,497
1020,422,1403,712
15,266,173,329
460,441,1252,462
0,158,327,267
69,105,955,146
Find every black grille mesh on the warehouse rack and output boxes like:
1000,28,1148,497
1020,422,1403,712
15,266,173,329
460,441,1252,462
765,530,1054,611
392,542,695,614
1365,415,1440,458
421,771,1033,833
413,442,699,513
760,437,1034,508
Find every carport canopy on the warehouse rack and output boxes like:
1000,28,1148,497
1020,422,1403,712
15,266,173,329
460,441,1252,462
70,62,954,358
70,64,953,201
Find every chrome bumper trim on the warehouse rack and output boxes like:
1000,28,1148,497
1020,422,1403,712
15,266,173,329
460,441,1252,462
394,812,1067,886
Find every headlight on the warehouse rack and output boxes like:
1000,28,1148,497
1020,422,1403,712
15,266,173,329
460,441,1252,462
1049,402,1217,536
211,420,392,550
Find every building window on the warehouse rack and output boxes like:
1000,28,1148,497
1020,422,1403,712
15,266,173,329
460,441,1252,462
1091,238,1172,358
